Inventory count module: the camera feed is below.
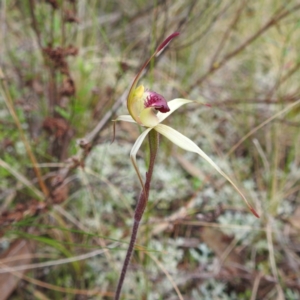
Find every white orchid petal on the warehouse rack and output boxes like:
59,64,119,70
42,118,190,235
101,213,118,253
130,127,153,188
154,124,259,217
114,115,137,123
157,99,193,123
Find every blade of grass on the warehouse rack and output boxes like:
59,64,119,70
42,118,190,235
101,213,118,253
227,99,300,156
0,68,48,197
0,158,44,200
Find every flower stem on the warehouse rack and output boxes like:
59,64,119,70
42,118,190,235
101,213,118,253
114,130,159,300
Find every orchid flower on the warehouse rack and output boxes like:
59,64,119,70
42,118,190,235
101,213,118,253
115,32,258,218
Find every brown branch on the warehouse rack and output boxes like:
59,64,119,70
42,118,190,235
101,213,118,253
208,0,248,71
189,3,300,90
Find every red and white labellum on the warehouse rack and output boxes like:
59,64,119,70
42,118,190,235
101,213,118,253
144,90,170,113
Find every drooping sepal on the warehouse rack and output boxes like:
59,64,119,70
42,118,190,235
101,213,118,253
154,123,260,218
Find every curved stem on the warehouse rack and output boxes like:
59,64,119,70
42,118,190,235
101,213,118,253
114,130,159,300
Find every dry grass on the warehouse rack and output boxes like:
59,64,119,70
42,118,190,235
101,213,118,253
1,0,300,299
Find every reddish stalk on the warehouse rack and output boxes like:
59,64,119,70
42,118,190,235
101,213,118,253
114,130,159,300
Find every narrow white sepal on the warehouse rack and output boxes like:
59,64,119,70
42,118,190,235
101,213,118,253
114,115,136,123
157,99,193,123
130,127,153,188
154,124,254,212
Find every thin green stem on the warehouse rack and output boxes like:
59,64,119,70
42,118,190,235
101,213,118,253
114,130,159,300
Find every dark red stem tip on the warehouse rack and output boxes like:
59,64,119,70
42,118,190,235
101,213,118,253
157,32,180,53
250,208,260,218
